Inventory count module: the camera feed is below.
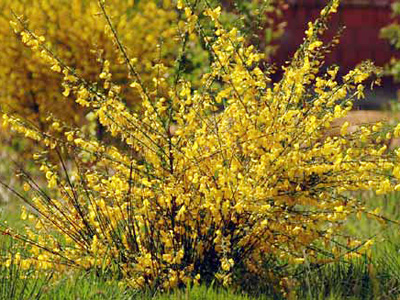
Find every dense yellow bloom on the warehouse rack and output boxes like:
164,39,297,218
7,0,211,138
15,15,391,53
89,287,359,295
0,0,178,135
0,0,396,292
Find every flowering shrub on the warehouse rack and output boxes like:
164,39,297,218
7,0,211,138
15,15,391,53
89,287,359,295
0,0,179,130
1,0,400,294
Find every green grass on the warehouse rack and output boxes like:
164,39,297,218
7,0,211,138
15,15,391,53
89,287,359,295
292,191,400,299
1,192,400,299
0,265,273,300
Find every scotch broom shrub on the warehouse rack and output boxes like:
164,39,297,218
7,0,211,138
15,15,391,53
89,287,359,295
1,0,399,294
0,0,179,129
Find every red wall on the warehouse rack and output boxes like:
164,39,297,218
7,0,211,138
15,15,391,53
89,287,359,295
273,0,395,73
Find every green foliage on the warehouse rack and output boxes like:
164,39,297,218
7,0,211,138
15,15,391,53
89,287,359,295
381,1,400,81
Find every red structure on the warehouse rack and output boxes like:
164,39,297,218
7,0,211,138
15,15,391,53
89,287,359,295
274,0,395,72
